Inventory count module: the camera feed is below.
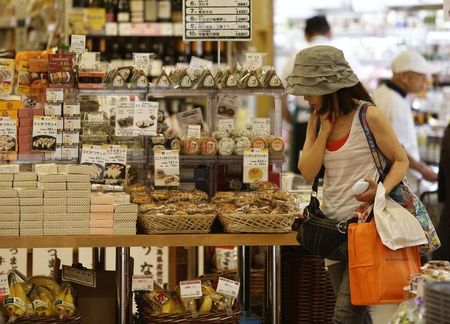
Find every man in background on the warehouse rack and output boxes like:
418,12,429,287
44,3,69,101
281,15,332,174
372,50,439,192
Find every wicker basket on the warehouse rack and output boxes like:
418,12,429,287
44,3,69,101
218,213,297,233
6,313,81,324
138,214,216,234
135,292,240,324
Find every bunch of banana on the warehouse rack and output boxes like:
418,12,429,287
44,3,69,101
144,283,180,314
54,284,76,318
27,276,61,297
201,281,229,313
29,285,55,317
174,284,198,316
4,272,27,318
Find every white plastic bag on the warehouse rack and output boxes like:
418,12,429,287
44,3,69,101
374,182,427,250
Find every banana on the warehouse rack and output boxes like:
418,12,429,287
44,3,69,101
54,287,67,317
5,273,16,317
13,283,27,317
198,296,212,314
4,272,27,318
28,276,61,298
64,287,75,317
160,298,174,314
30,286,54,317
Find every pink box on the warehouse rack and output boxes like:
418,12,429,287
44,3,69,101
90,227,113,235
18,109,33,119
90,219,113,228
19,118,32,127
18,127,33,136
90,204,114,213
90,212,113,220
90,193,114,205
32,108,44,116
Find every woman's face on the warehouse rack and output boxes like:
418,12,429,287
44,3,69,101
303,95,323,111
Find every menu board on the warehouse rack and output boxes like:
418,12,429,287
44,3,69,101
183,0,252,41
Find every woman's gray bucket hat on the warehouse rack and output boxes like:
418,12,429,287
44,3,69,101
285,45,359,96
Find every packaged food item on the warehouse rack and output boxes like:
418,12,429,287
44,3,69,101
48,53,75,88
268,136,285,156
218,137,235,156
181,137,201,156
200,137,218,156
234,136,251,155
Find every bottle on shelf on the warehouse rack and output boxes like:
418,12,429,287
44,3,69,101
202,41,215,62
175,39,187,64
105,0,117,22
171,0,182,23
110,38,122,66
188,41,200,61
117,0,131,23
144,0,158,22
130,0,145,23
157,0,171,22
99,37,108,61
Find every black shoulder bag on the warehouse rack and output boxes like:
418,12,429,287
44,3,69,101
296,175,352,261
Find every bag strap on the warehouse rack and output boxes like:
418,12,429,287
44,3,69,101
358,102,391,181
312,116,322,195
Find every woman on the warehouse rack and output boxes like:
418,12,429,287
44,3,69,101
286,45,409,323
434,123,450,261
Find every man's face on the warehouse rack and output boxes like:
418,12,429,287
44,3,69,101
404,71,427,93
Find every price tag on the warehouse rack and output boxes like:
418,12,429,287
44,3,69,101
133,53,151,72
103,144,127,185
216,277,240,298
0,117,17,152
70,34,86,54
45,103,62,116
62,265,96,287
132,275,154,292
64,117,81,130
189,56,213,72
0,274,9,298
252,118,271,136
245,53,266,70
63,104,80,117
32,116,58,152
179,280,202,299
187,124,201,138
217,119,234,131
176,108,204,133
80,52,100,70
243,148,268,183
154,150,180,187
81,144,106,182
132,101,159,136
115,102,135,137
46,89,64,103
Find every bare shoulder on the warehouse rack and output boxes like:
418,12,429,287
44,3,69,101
364,104,388,127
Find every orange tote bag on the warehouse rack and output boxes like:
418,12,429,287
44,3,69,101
348,221,421,305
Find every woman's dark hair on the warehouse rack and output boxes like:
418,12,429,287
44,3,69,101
317,82,373,117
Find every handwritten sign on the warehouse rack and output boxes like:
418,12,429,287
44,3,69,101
62,265,96,287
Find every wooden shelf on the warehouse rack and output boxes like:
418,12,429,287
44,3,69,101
0,233,298,248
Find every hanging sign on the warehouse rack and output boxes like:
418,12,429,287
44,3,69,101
183,0,252,41
243,148,268,183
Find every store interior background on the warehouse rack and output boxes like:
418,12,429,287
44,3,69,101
0,0,448,322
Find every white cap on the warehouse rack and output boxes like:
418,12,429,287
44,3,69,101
392,50,440,75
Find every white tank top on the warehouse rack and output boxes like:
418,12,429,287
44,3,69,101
322,102,379,222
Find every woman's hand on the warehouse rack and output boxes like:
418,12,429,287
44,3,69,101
318,113,334,138
354,178,377,203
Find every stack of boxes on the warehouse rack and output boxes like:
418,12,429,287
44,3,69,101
113,203,138,235
64,164,91,235
0,181,20,236
18,107,44,160
15,172,43,236
90,193,114,235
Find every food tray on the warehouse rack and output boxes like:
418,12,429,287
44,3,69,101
138,214,216,234
218,213,297,233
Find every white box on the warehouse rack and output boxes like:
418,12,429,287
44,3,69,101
0,189,18,198
20,220,43,228
34,164,58,175
44,191,67,198
38,174,67,183
20,228,43,236
66,174,90,183
67,182,91,191
66,197,90,206
21,206,43,214
20,197,43,206
0,229,19,236
0,205,20,214
0,213,20,221
14,172,37,181
0,165,19,174
67,205,90,213
20,213,44,221
17,188,43,198
37,182,66,191
13,181,37,188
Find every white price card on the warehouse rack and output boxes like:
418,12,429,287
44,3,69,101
105,22,118,36
243,148,268,184
180,279,202,299
133,53,151,74
115,102,135,136
103,144,127,185
0,274,9,298
46,89,64,103
154,150,180,187
0,117,17,152
32,116,58,152
81,144,106,182
62,265,96,287
80,52,100,70
183,0,252,41
132,275,154,292
216,277,240,298
132,101,159,136
176,107,204,132
63,104,80,117
252,118,271,135
187,124,201,138
217,119,234,131
45,103,62,116
70,34,86,54
245,53,266,70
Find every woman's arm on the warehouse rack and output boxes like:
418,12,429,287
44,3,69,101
298,111,332,180
366,105,409,194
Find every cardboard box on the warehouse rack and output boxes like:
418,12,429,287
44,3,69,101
89,227,113,235
45,205,66,214
67,182,91,191
90,205,114,213
66,197,90,206
113,220,136,228
112,227,136,235
114,204,138,214
37,182,66,191
90,212,113,220
90,219,113,228
13,181,37,188
0,221,19,229
66,174,90,183
91,193,114,205
113,213,137,221
67,205,90,214
67,190,91,198
65,213,90,221
0,174,14,181
0,189,18,198
0,205,20,214
14,172,37,181
3,197,19,206
21,205,43,214
0,229,19,236
64,164,92,175
20,228,43,236
20,197,43,206
20,213,44,221
0,181,12,188
0,165,19,173
44,190,67,198
44,213,67,221
38,173,67,183
43,198,66,206
20,220,43,228
34,163,58,175
0,213,20,221
17,188,43,198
